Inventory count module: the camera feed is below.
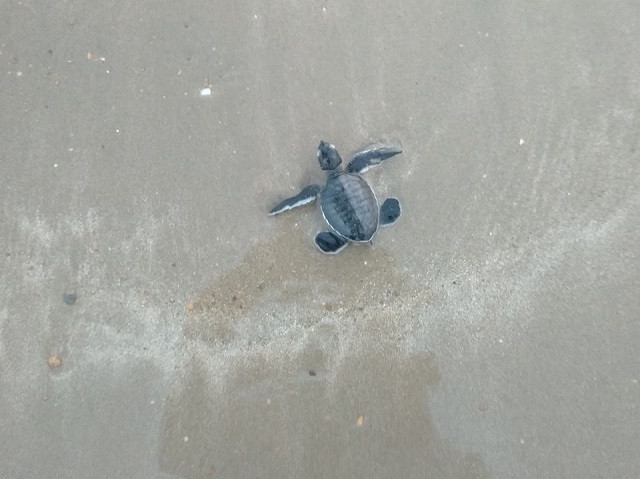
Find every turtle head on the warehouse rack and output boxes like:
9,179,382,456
317,141,342,171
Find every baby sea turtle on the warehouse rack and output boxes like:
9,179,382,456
269,140,403,254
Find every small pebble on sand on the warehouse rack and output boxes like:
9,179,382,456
48,355,61,368
63,292,77,305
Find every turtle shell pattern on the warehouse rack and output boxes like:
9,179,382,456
320,172,379,242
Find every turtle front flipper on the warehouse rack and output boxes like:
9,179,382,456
315,231,349,254
269,184,322,216
347,143,402,174
379,197,402,226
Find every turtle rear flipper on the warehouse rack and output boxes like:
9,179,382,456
347,143,402,174
380,197,402,226
315,231,348,254
269,184,322,216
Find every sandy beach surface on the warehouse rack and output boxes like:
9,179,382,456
1,1,639,477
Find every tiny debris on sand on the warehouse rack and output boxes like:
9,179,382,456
63,292,77,305
48,355,61,368
356,415,364,426
87,51,105,62
186,302,195,312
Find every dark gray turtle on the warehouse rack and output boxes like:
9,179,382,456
269,140,403,254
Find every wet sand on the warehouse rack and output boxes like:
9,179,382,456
1,1,639,477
